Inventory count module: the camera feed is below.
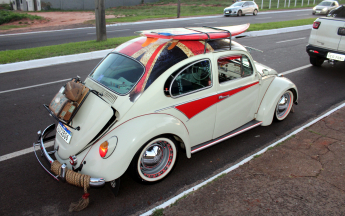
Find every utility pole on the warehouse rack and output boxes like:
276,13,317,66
177,0,181,18
95,0,107,41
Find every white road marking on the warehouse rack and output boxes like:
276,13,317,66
255,17,272,19
141,101,345,216
296,14,310,16
0,79,70,94
194,21,217,24
87,29,130,34
276,37,306,43
280,64,311,75
0,141,54,162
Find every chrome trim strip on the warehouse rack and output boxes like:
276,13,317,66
191,121,262,154
169,58,213,99
154,105,175,113
35,124,106,188
88,52,146,97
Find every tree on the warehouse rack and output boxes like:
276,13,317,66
95,0,107,41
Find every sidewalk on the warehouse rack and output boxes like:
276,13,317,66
161,106,345,215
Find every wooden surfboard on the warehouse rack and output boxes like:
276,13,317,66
136,23,250,40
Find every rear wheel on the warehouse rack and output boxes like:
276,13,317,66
253,9,258,15
274,90,294,121
237,10,242,16
310,56,324,67
130,136,178,183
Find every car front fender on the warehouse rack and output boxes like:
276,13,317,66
80,113,190,181
256,77,298,126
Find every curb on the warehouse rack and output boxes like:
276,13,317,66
0,25,312,74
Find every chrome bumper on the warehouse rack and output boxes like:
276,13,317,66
34,124,105,188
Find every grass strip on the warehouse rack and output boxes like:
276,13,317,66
0,18,315,64
0,10,43,25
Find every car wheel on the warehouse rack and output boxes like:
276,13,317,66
310,56,324,67
274,90,294,121
130,136,178,183
253,9,258,16
312,12,315,15
237,10,242,16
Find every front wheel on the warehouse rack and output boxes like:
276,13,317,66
310,56,324,67
253,9,258,16
237,10,242,16
130,136,178,183
274,90,294,121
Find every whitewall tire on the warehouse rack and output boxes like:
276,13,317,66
275,90,294,121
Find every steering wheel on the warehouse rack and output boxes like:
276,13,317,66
192,66,210,81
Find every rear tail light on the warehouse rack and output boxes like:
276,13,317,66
313,21,321,29
338,27,345,36
99,141,109,158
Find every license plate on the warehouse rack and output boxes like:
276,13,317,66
316,10,321,13
327,52,345,61
225,11,229,13
57,122,72,144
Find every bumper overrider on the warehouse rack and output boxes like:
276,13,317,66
33,124,105,188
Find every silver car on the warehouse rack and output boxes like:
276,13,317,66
312,0,339,15
224,1,259,17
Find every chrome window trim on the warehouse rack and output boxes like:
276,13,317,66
217,53,254,85
169,59,213,99
88,52,146,96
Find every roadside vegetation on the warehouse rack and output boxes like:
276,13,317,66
0,18,315,64
0,10,43,25
100,0,320,23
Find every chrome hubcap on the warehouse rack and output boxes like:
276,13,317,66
276,92,291,118
140,141,174,179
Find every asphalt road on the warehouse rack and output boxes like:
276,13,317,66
1,29,345,216
0,9,314,51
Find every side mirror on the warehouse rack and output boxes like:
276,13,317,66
262,69,269,76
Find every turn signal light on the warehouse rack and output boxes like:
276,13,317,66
99,141,109,158
313,21,321,29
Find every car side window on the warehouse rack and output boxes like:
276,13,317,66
218,54,253,83
243,2,248,6
170,60,212,97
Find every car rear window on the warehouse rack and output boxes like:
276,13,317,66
327,5,345,18
89,53,145,95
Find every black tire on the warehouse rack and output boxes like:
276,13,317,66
129,136,179,184
253,9,258,16
237,10,242,16
274,90,294,121
310,56,324,67
312,12,315,15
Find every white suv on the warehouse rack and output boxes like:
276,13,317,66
306,5,345,66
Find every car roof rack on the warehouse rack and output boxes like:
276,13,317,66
183,26,232,54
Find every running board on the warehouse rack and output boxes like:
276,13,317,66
191,120,262,154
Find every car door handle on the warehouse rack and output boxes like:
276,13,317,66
219,95,229,99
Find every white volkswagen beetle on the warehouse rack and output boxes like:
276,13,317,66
35,25,298,195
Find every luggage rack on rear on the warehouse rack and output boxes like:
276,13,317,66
184,26,232,54
43,104,81,131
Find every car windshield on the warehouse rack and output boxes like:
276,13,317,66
319,1,332,6
231,2,244,7
89,53,145,95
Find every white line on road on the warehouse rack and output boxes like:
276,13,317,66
255,17,272,19
0,64,312,162
194,21,217,24
0,79,70,94
141,101,345,216
276,37,306,43
87,29,130,34
0,141,54,162
296,14,310,16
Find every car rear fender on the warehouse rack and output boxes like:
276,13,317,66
79,113,190,181
256,77,298,126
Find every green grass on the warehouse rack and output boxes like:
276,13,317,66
0,10,43,25
0,18,315,64
0,36,137,64
0,24,28,30
152,208,164,216
100,0,326,23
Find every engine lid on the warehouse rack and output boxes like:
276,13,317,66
55,92,114,159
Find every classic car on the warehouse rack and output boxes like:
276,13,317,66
34,24,298,195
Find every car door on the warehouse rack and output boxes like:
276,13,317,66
212,52,260,139
242,2,249,14
166,58,217,147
